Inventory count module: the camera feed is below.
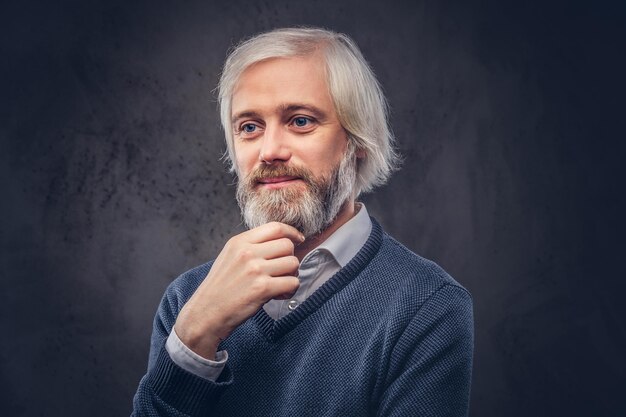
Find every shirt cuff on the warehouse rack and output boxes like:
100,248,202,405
165,328,228,381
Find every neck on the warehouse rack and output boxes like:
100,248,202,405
294,199,356,261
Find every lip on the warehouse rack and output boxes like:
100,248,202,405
258,176,300,184
257,176,302,188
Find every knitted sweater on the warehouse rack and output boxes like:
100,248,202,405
132,219,474,416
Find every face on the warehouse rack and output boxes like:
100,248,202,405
231,54,355,237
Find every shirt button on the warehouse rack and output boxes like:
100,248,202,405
287,300,299,311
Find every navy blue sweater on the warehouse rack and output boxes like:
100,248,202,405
132,219,473,416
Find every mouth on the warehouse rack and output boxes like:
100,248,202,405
256,176,302,189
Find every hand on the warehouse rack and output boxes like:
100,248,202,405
173,222,304,360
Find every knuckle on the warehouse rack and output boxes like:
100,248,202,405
287,256,299,270
250,278,269,295
246,261,263,277
288,277,300,290
268,222,282,235
279,238,294,252
238,248,254,262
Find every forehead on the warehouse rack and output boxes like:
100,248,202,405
231,54,336,119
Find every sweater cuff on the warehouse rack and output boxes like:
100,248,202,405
147,345,233,415
166,328,228,381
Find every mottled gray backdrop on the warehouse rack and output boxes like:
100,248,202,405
1,0,625,416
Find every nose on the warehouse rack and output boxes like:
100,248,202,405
259,123,291,164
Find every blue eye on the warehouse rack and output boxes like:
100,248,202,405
242,123,256,133
293,117,309,127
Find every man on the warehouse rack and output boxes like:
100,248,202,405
132,27,473,416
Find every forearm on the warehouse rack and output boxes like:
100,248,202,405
132,273,232,416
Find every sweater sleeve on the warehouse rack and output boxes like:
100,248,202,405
377,284,474,417
131,278,234,416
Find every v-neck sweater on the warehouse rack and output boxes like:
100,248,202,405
132,218,474,416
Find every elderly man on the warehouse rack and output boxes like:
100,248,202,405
132,27,473,416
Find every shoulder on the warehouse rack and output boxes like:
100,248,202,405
379,233,464,286
368,228,472,313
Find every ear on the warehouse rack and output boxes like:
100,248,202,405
356,148,366,159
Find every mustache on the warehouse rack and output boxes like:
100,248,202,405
245,164,315,186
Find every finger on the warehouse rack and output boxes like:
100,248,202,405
263,276,300,301
246,222,305,245
263,256,300,277
255,238,297,259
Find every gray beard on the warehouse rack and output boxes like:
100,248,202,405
236,147,356,238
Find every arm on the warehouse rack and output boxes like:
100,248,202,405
132,222,303,416
377,285,474,417
132,276,234,417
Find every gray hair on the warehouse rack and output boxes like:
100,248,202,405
217,27,400,196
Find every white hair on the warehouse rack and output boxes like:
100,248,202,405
217,27,400,196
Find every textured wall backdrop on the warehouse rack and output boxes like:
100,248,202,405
1,0,625,416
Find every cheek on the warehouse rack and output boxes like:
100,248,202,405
233,146,256,174
306,150,345,175
325,138,349,165
307,130,348,161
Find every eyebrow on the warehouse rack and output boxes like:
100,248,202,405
279,104,327,119
231,103,329,125
231,111,261,125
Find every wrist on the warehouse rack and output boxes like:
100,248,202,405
173,323,223,361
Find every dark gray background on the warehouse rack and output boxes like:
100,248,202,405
1,0,625,416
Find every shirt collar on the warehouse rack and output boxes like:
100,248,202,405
308,203,372,268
